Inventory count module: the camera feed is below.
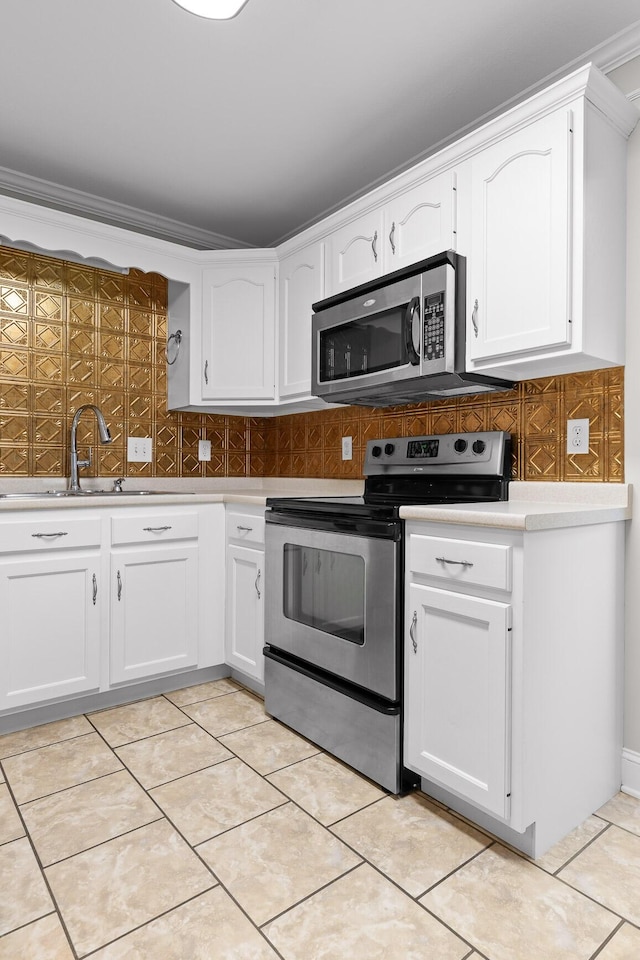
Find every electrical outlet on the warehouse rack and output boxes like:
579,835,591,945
567,418,589,455
198,439,212,461
127,436,153,463
341,436,353,460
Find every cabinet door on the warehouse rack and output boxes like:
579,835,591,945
201,263,276,400
110,544,198,684
279,243,324,400
405,583,511,818
326,209,385,296
467,108,572,364
0,553,100,709
383,172,457,270
225,543,264,682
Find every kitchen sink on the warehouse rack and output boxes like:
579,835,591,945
0,490,190,499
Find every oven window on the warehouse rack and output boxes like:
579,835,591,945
283,544,365,644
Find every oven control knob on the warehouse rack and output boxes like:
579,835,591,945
472,439,486,454
384,443,395,456
371,445,382,458
454,438,467,453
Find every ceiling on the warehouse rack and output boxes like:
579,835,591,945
1,0,640,250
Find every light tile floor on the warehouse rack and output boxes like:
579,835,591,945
1,679,640,959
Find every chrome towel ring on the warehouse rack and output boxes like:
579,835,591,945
166,329,183,365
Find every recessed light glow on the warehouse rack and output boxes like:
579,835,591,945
172,0,250,18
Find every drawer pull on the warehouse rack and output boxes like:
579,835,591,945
436,556,474,568
236,525,253,532
92,573,98,606
31,531,68,539
255,568,261,599
143,525,172,533
410,610,417,654
117,570,122,601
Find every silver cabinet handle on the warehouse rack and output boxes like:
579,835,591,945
92,573,98,605
204,359,209,385
255,568,261,599
143,526,172,533
389,221,396,255
236,525,253,532
410,610,417,654
472,299,479,338
31,531,69,539
117,570,122,601
371,230,378,263
435,556,474,568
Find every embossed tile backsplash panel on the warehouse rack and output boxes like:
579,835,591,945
0,247,623,481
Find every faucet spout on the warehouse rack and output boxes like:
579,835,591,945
69,405,113,492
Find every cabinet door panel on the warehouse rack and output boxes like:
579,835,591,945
326,210,384,295
384,172,456,269
467,109,572,363
226,544,264,682
110,545,198,684
0,555,100,709
202,265,276,400
279,244,324,399
405,583,511,818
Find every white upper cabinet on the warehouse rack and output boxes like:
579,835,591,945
325,172,457,296
278,242,325,401
466,109,572,362
201,260,277,401
462,66,637,379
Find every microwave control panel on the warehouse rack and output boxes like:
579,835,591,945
423,291,445,361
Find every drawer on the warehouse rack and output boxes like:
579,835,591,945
226,510,265,546
111,512,198,546
409,533,512,592
0,516,102,553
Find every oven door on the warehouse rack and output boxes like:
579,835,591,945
265,517,399,702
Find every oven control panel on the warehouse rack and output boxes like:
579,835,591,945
365,431,510,475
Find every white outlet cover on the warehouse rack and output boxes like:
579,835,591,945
198,439,212,461
566,418,589,455
342,436,353,460
127,436,153,462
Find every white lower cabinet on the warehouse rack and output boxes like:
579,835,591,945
110,543,199,685
404,518,625,858
109,510,201,685
405,584,512,818
225,506,265,684
0,515,102,711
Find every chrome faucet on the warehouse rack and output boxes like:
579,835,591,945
69,405,113,492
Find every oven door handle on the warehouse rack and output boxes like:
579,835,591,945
404,296,421,365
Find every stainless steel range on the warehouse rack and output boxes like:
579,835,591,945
264,430,511,793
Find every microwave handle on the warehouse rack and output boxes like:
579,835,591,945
404,296,421,365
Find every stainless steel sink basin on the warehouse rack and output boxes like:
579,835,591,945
0,490,188,500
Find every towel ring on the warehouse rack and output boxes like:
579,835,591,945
166,329,183,365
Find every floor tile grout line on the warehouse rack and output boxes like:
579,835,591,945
35,814,167,871
257,860,365,931
587,919,627,960
0,728,97,763
0,773,81,960
413,840,497,901
551,820,614,876
15,765,127,810
84,716,192,750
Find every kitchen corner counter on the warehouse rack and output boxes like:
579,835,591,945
399,481,632,530
0,478,365,511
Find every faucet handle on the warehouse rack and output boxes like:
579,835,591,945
113,477,125,493
77,446,92,470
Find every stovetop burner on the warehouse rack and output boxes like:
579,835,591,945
267,431,512,520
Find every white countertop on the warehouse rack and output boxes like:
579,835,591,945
0,478,631,528
400,482,632,530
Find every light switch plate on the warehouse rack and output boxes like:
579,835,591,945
198,439,212,461
127,436,153,462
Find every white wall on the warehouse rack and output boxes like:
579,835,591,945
609,57,640,770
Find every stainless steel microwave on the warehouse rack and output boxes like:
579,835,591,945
311,250,514,406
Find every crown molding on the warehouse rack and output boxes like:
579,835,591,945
596,20,640,72
0,165,253,252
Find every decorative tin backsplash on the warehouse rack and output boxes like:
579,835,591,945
0,247,623,482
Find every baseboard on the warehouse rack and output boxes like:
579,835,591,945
622,748,640,799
